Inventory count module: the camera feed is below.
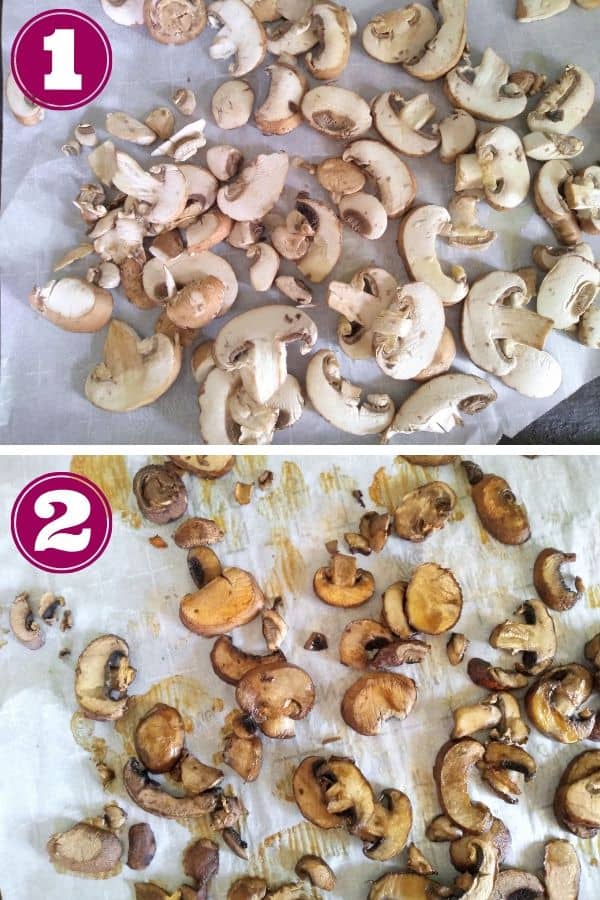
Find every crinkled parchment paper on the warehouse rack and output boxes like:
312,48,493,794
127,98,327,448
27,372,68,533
1,3,600,444
1,454,600,897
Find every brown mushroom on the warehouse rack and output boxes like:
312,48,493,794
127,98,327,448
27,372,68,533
9,592,45,650
123,758,219,818
133,464,188,524
144,0,207,44
168,455,235,478
344,532,372,555
223,733,263,781
404,563,463,635
447,633,469,666
585,633,600,669
295,855,335,891
406,844,436,876
371,639,431,669
47,820,122,876
426,814,464,842
180,567,265,637
210,794,245,831
236,662,315,738
174,750,224,794
188,546,223,589
367,873,436,900
341,672,417,736
381,581,413,639
490,600,557,676
434,740,493,834
304,632,328,651
534,549,584,612
394,482,457,542
75,634,136,721
477,741,536,804
525,663,595,743
362,789,413,861
316,756,375,833
554,750,600,837
182,839,219,889
228,877,268,900
544,839,581,900
467,658,530,692
339,619,394,669
134,884,173,900
490,692,530,745
262,599,288,651
134,703,185,773
210,635,285,685
173,517,224,549
402,456,456,466
359,511,392,552
313,553,375,608
293,756,347,830
127,823,156,870
463,462,530,545
452,698,503,739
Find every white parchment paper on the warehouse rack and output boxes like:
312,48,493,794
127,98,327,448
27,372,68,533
1,3,600,443
1,453,600,898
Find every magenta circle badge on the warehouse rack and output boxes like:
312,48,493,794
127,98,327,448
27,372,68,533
11,472,113,573
11,10,112,111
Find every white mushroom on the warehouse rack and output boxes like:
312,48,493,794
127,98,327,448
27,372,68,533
276,0,312,19
456,127,530,210
317,158,366,203
398,205,468,306
534,160,580,245
53,244,95,272
186,209,233,251
362,5,437,64
88,141,118,186
446,194,496,250
565,165,600,235
462,270,554,376
166,250,238,314
270,211,313,260
339,192,388,240
101,0,145,25
145,107,175,140
579,306,600,347
439,109,477,163
212,80,255,130
74,124,99,148
532,242,594,271
106,112,157,145
372,92,440,157
255,56,306,135
30,278,113,333
206,145,243,181
276,276,312,306
500,343,562,397
247,243,280,291
266,17,319,56
191,340,216,385
537,255,600,329
179,165,219,212
516,0,570,20
93,212,146,264
6,73,44,126
142,258,178,304
230,375,304,442
414,327,457,381
306,350,395,436
328,267,398,362
305,2,351,80
151,120,207,162
445,49,527,122
85,320,182,412
295,196,343,283
229,220,265,249
242,0,279,21
213,305,317,403
301,86,372,140
372,283,445,380
528,65,595,135
342,140,416,218
385,373,497,439
404,0,468,81
173,88,197,116
208,0,267,76
199,368,243,443
523,132,584,161
217,152,289,221
111,153,189,226
87,262,121,290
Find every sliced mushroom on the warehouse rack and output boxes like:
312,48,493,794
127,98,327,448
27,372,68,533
228,877,269,900
255,57,306,135
464,464,531,545
439,109,477,163
341,672,417,735
467,659,529,692
293,756,347,830
217,152,288,222
386,374,497,439
9,592,45,650
398,206,468,306
407,844,436,876
566,165,600,235
516,0,570,19
445,49,527,122
490,600,557,675
236,662,315,738
47,820,122,876
434,739,493,834
133,464,187,524
534,160,581,245
167,276,225,330
544,839,581,900
537,254,600,329
526,663,595,743
246,244,279,292
106,112,157,146
477,741,537,803
123,758,219,817
313,552,375,608
301,86,372,140
372,283,445,379
317,157,366,203
180,567,264,637
329,267,398,360
580,305,600,347
490,692,530,744
381,582,413,639
359,512,392,553
111,154,189,226
276,276,312,306
534,548,584,612
151,120,207,162
404,0,468,81
295,196,343,283
394,481,456,542
295,855,335,891
144,0,207,43
75,635,136,721
342,140,416,219
186,209,233,253
405,563,462,635
30,278,113,334
267,17,319,56
456,127,530,210
339,192,388,240
371,639,431,669
315,756,376,832
362,5,437,64
554,750,600,837
175,751,224,794
446,194,496,250
6,72,44,126
339,619,394,670
127,823,156,871
212,79,255,130
167,250,238,314
305,2,350,79
183,839,219,890
499,342,562,399
372,92,440,157
223,733,263,781
523,131,584,162
533,242,595,272
208,0,267,75
528,65,595,135
207,145,243,181
447,633,469,666
362,789,413,861
585,634,600,670
368,873,436,900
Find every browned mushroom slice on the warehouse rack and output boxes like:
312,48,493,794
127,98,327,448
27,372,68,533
188,546,223,588
9,592,45,650
447,633,469,666
434,740,493,834
134,703,185,774
405,563,463,635
293,756,347,830
489,869,544,898
394,481,457,542
362,789,413,861
304,632,328,651
477,742,536,804
344,532,372,555
228,877,268,900
168,454,234,478
180,567,265,637
381,581,413,638
75,634,136,721
544,840,581,900
313,553,375,608
134,884,173,900
490,600,557,675
133,464,188,524
315,756,376,833
406,843,436,876
490,693,530,745
235,662,315,738
426,814,464,842
525,663,595,743
339,619,394,669
210,635,286,685
359,511,392,552
371,639,431,669
401,455,456,466
341,672,417,736
173,517,224,548
295,854,335,891
585,633,600,669
368,873,435,900
175,750,224,794
463,463,530,545
223,733,263,782
123,758,219,818
452,698,503,739
450,816,511,872
183,838,219,890
127,823,156,870
534,548,584,612
144,0,207,44
554,750,600,837
47,821,122,876
467,658,530,692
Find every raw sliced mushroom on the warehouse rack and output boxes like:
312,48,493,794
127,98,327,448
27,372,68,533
9,593,44,650
123,758,219,817
276,276,312,306
167,276,225,329
372,283,445,380
339,192,388,240
439,109,478,163
75,635,136,721
456,127,530,210
464,462,531,545
372,92,440,157
247,244,279,291
342,140,416,218
554,750,600,837
394,482,456,542
533,242,595,272
544,839,581,900
523,131,584,162
516,0,570,19
236,662,315,738
207,0,267,75
446,194,496,250
579,305,600,347
398,206,468,306
534,159,581,245
212,79,255,130
151,120,207,162
404,0,468,81
217,152,289,221
434,739,493,834
314,552,375,608
30,278,113,333
144,0,207,43
211,634,285,685
186,209,233,252
342,672,417,736
330,268,398,361
305,3,351,79
180,567,264,637
385,374,497,439
566,165,600,235
490,599,557,675
362,5,437,64
317,157,366,202
145,107,175,141
267,17,319,56
112,155,189,226
537,253,600,329
293,756,347,830
301,86,372,140
534,548,584,611
207,145,243,181
525,663,595,742
405,563,463,635
444,49,527,122
255,57,306,135
6,72,44,125
106,112,157,146
47,820,122,876
295,196,343,283
500,343,562,398
528,64,595,135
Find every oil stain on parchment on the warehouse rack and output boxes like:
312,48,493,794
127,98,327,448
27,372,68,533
257,822,349,876
319,465,359,496
235,455,269,481
196,478,247,552
587,585,600,608
258,462,309,522
265,530,306,597
71,455,141,528
368,458,435,512
70,711,121,793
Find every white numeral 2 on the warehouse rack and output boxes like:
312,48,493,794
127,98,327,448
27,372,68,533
44,29,82,91
34,490,91,553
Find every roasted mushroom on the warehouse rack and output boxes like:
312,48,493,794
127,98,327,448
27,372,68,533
123,758,219,818
173,517,224,549
362,789,413,861
381,581,413,639
316,756,375,833
48,819,122,876
554,750,600,837
339,619,394,670
467,658,529,692
180,567,265,637
341,672,417,736
293,756,347,830
313,553,375,608
359,512,392,552
404,563,463,635
9,592,45,650
463,462,530,545
133,464,188,524
447,633,469,666
525,663,595,743
490,600,557,675
134,703,185,773
228,877,268,900
477,742,536,804
394,482,457,542
75,634,136,721
435,739,493,834
533,549,584,612
210,635,285,685
168,455,234,478
182,839,219,889
188,546,223,589
544,839,581,900
223,733,263,782
295,855,335,891
127,823,157,870
235,662,315,738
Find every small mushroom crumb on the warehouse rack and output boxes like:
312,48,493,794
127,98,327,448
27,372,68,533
127,823,156,870
173,517,224,549
235,482,254,505
305,632,328,651
39,592,65,624
60,609,73,632
10,592,45,650
149,535,168,549
257,470,274,490
295,854,336,890
96,762,116,788
59,647,72,660
262,599,288,651
447,633,469,666
325,539,338,555
352,489,366,508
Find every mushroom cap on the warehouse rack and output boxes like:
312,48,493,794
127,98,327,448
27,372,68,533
362,4,437,64
398,205,468,306
534,547,583,612
208,0,267,75
212,79,255,129
434,739,494,834
167,250,238,314
341,672,417,735
313,551,376,607
236,662,315,738
386,373,497,438
475,126,531,210
372,91,440,157
394,481,457,542
445,49,527,122
210,634,286,685
405,562,463,635
75,634,136,721
134,703,185,773
404,0,468,81
47,822,122,876
301,85,372,140
180,566,265,636
30,278,113,333
217,152,289,222
343,140,417,218
527,64,595,135
537,254,600,329
471,473,531,545
372,282,445,380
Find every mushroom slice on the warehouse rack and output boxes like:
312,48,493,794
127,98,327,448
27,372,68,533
467,658,530,692
210,634,285,684
405,563,462,635
500,343,562,398
394,482,457,542
439,109,477,163
445,49,527,122
305,2,351,79
276,276,312,306
372,283,445,380
342,672,417,736
6,72,44,125
398,206,468,306
167,276,225,329
101,0,145,25
434,740,493,834
180,567,264,637
106,112,157,145
382,581,413,639
362,5,437,64
217,152,289,222
236,662,315,738
295,855,335,891
314,552,375,608
386,374,497,439
339,619,394,670
85,320,181,412
30,278,113,334
534,548,584,612
135,704,185,774
212,79,255,129
144,0,207,43
315,756,375,831
178,165,219,212
534,159,580,245
368,874,435,900
208,0,267,75
446,195,496,250
267,16,319,55
525,663,595,743
301,86,372,140
255,57,306,135
228,877,269,900
477,741,536,803
407,844,436,876
293,756,347,829
187,545,222,588
175,751,224,794
142,258,177,305
456,127,530,210
464,462,531,545
123,758,219,817
75,635,136,721
246,243,279,291
47,820,122,876
186,209,233,252
317,157,366,202
223,733,263,782
528,64,595,135
566,165,600,235
330,267,398,360
343,140,416,218
555,750,600,837
362,789,413,861
516,0,570,18
214,305,316,405
134,464,187,525
207,145,243,181
372,92,440,157
167,250,238,314
533,242,595,271
404,0,468,81
537,254,599,329
490,600,557,675
523,131,584,162
544,840,581,900
339,192,388,240
9,593,44,650
151,120,207,162
295,196,342,283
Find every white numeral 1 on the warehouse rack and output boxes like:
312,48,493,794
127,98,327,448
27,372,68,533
34,489,91,553
44,29,82,91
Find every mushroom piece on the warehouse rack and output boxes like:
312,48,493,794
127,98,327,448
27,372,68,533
212,79,255,130
456,127,530,210
207,0,267,76
167,276,225,330
359,511,392,553
445,49,527,122
446,195,496,251
295,196,343,283
477,741,537,803
186,209,233,252
490,600,557,675
228,877,269,900
214,305,316,405
439,109,478,163
385,374,497,439
341,672,417,736
516,0,570,19
151,120,208,163
276,276,312,306
6,72,44,126
174,750,224,794
183,839,219,890
372,283,445,379
463,462,531,545
525,663,595,743
534,548,584,612
207,145,243,181
134,703,185,773
467,659,529,692
566,164,600,235
580,306,600,348
262,600,287,651
407,844,436,876
329,267,398,361
315,756,375,832
534,160,580,245
223,733,263,781
362,789,413,861
217,152,289,222
266,17,319,56
398,206,468,306
462,271,553,377
490,693,530,745
435,740,494,834
133,464,188,524
112,155,189,226
533,242,595,272
144,0,207,43
305,2,351,79
317,157,366,203
295,855,335,891
368,873,436,900
499,343,562,399
293,756,347,830
523,131,584,162
9,593,45,650
372,92,440,157
127,823,156,871
447,633,469,666
246,244,280,292
543,840,581,900
313,552,375,608
362,5,437,64
405,563,463,635
394,482,456,542
306,350,395,437
301,86,372,140
123,758,219,818
180,567,264,637
75,635,136,721
554,750,600,837
255,56,306,135
174,517,224,549
342,140,416,219
339,619,395,670
236,662,315,738
528,65,595,135
339,192,388,240
47,820,122,876
404,0,468,81
30,278,113,334
106,112,158,146
381,582,413,639
450,818,510,873
537,254,600,329
166,250,238,315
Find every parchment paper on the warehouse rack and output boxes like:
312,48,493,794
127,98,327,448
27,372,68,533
1,453,600,898
1,3,600,443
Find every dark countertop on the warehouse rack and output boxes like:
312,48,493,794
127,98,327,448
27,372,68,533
501,377,599,445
